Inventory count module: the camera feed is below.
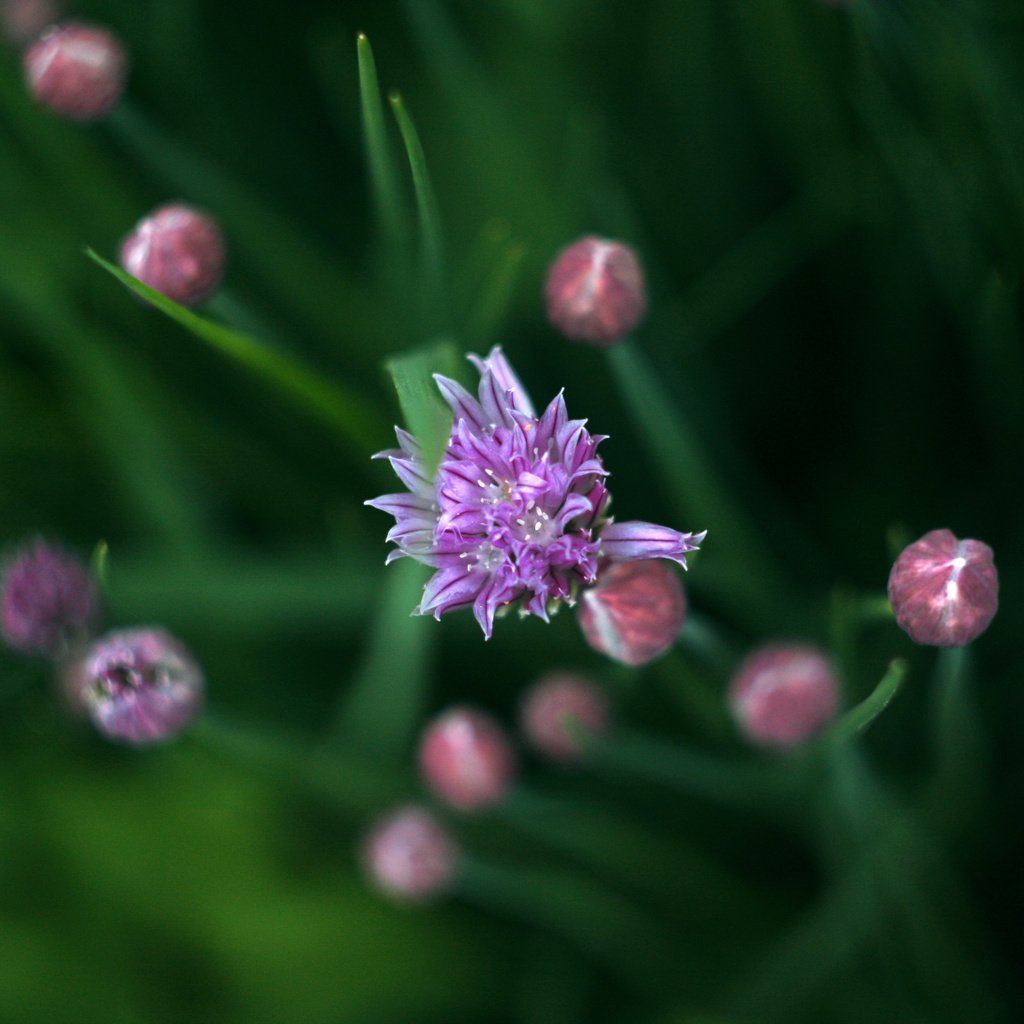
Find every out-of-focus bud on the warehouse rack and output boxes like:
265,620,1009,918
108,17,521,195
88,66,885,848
361,804,459,903
888,529,998,647
120,203,226,307
519,671,610,763
577,559,685,666
729,644,839,749
2,0,61,47
23,21,127,121
545,235,647,345
70,627,204,746
418,706,517,811
1,538,98,657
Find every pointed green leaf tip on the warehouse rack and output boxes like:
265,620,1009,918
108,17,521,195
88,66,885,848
86,249,383,451
385,339,460,475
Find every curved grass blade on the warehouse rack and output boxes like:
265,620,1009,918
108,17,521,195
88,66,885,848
87,250,385,452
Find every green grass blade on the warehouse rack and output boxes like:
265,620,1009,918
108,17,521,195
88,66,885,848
384,338,460,474
357,33,407,257
87,250,385,452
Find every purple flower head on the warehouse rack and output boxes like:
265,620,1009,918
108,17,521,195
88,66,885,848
1,538,98,657
366,347,705,638
70,627,204,746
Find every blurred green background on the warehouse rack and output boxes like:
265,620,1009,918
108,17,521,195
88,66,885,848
2,0,1022,1021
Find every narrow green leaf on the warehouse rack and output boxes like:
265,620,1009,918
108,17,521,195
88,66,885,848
330,558,433,758
357,33,406,254
87,249,385,452
820,659,907,747
389,90,446,321
384,338,459,474
90,541,110,595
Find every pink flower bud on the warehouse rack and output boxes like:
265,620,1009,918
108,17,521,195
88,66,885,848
23,21,127,122
729,644,839,749
577,559,685,666
2,0,61,47
120,203,226,307
888,529,998,647
545,236,647,345
519,672,610,762
361,804,459,903
70,627,204,746
418,706,517,811
1,538,98,657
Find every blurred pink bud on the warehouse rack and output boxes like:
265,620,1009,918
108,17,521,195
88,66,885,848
418,706,517,811
545,235,647,345
519,672,610,762
361,804,459,903
577,559,685,666
888,529,998,647
70,627,204,746
729,644,839,749
23,21,127,121
1,538,97,657
2,0,61,47
120,203,226,307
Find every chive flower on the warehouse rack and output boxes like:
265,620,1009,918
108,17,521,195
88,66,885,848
888,529,998,647
361,804,459,903
729,644,839,749
120,203,226,307
22,21,127,121
70,627,204,746
418,706,517,812
545,236,647,345
577,558,687,666
366,347,704,638
519,671,610,763
1,538,98,657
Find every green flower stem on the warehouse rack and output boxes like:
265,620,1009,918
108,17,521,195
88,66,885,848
190,711,404,818
606,342,803,632
815,658,907,749
456,856,688,999
464,234,527,351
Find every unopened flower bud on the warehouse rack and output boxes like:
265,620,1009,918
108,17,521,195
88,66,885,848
418,706,516,811
888,529,998,647
545,235,647,345
361,804,459,903
70,627,203,746
519,671,610,762
1,539,98,657
2,0,61,47
729,644,839,749
120,203,226,307
23,22,127,121
577,559,685,666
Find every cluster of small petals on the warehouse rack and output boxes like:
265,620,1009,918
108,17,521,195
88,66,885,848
888,529,998,647
1,538,97,657
577,559,688,666
367,347,703,638
120,203,226,307
69,627,204,746
729,644,839,749
417,706,517,812
23,21,127,121
519,671,610,762
545,236,647,346
2,0,61,46
361,804,459,903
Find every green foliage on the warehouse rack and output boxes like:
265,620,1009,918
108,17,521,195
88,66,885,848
2,1,1021,1022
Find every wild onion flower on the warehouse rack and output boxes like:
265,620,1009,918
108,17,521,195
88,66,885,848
22,21,127,122
1,538,98,657
888,529,998,647
366,347,704,639
519,671,610,763
69,627,204,746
